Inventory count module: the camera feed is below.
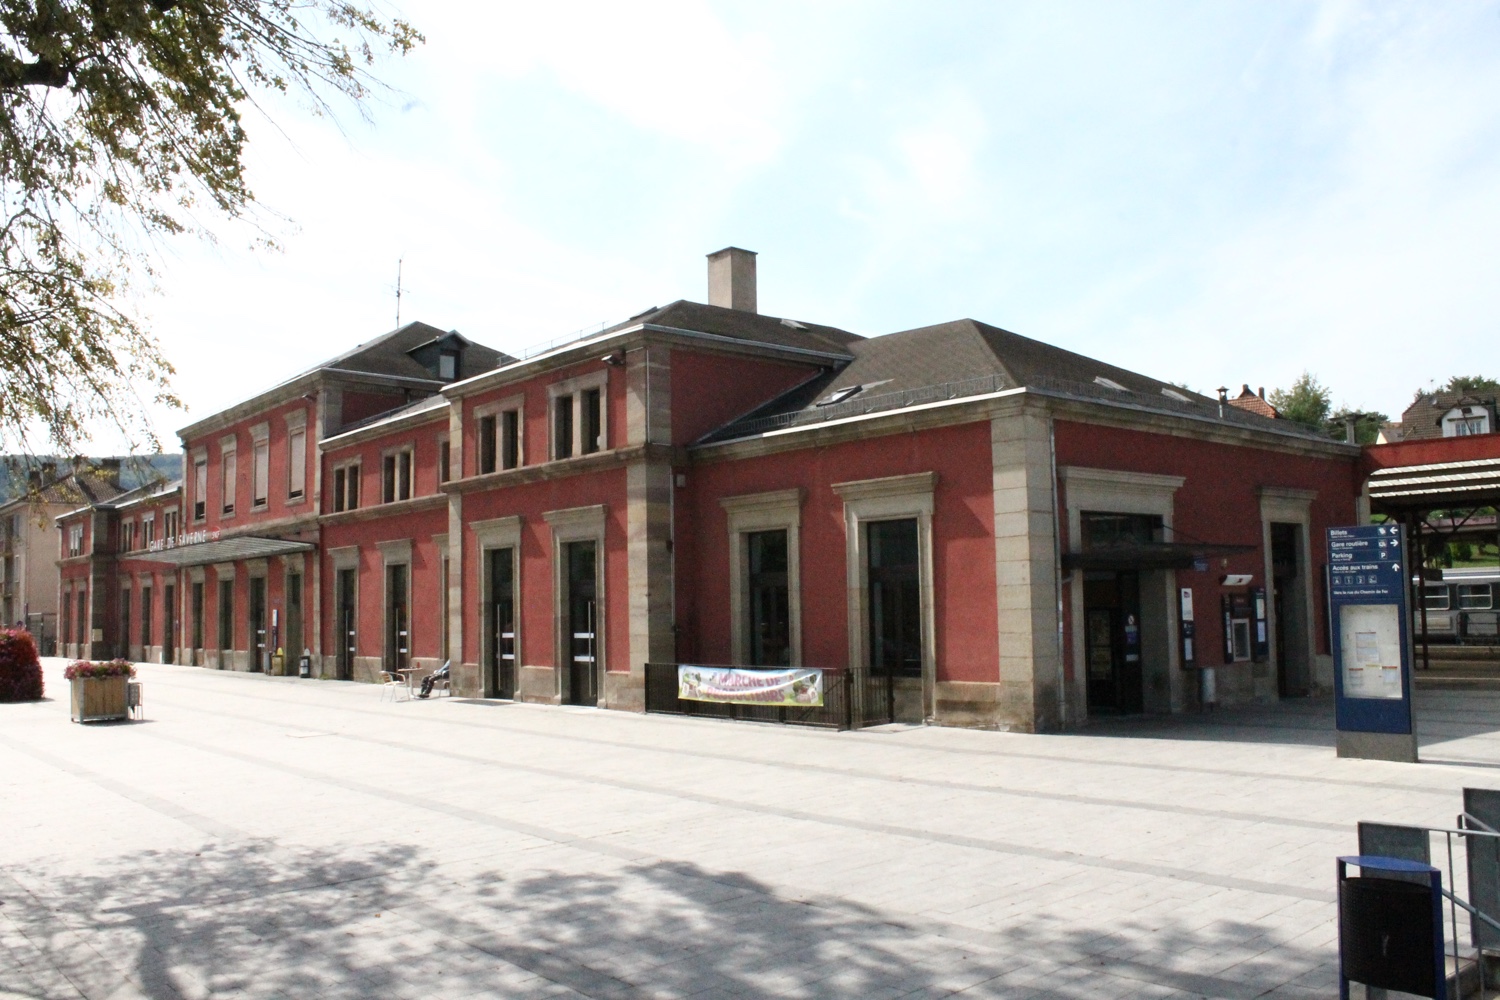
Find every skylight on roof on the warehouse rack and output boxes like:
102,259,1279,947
1160,387,1191,402
780,318,808,330
1094,376,1128,392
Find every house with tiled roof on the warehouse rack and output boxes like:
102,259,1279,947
1226,385,1280,421
1,461,129,647
1379,389,1499,443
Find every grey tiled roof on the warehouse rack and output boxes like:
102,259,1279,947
701,318,1324,444
611,300,863,357
303,321,513,384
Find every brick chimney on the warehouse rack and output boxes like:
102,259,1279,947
707,247,757,313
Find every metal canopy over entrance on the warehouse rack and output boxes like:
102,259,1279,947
146,535,314,567
1063,541,1254,572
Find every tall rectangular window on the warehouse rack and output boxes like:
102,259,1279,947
164,509,178,542
333,465,359,512
746,530,791,666
222,446,237,515
61,591,71,648
438,440,451,483
502,410,520,469
478,414,497,474
288,429,307,499
867,519,922,679
76,589,87,645
381,450,411,503
252,439,269,507
142,517,155,549
581,388,603,454
554,394,574,459
193,458,207,520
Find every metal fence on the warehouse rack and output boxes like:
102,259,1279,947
644,663,853,730
1358,788,1500,996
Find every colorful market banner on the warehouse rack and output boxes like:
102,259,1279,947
678,666,824,707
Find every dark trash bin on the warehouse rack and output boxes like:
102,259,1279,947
1338,856,1446,1000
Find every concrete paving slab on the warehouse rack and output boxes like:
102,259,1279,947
4,660,1500,999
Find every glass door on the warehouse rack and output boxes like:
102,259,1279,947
385,564,409,675
249,577,267,672
336,569,356,681
867,519,922,723
163,583,175,663
565,541,597,705
488,548,516,698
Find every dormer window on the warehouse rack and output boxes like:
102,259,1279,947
1161,387,1191,403
1094,377,1128,392
408,331,469,381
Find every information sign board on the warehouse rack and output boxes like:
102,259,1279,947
1327,524,1416,759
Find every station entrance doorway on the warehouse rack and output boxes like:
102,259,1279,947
1084,570,1144,715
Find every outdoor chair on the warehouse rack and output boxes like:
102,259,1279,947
379,670,410,702
429,660,452,698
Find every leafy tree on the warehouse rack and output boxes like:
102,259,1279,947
1268,372,1332,430
1437,375,1500,396
0,1,421,458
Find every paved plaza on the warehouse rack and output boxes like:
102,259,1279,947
5,662,1500,1000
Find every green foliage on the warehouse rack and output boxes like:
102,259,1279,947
1438,375,1500,396
1268,372,1332,430
0,1,421,456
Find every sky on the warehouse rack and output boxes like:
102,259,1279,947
124,0,1500,450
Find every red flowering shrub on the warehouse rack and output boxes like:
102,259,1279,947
0,628,44,702
63,658,136,681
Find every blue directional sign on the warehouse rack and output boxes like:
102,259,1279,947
1327,524,1414,737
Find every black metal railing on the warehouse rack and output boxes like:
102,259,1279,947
644,663,852,730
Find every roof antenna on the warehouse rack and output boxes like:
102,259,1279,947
395,258,403,329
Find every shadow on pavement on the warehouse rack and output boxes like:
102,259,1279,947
0,841,1335,999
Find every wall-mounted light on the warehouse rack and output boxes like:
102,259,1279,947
601,351,626,367
1221,574,1253,587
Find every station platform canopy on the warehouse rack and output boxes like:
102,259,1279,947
1363,436,1500,517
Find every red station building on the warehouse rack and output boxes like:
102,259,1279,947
56,248,1362,730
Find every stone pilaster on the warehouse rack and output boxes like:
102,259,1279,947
991,408,1062,732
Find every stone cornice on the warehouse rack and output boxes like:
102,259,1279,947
319,492,446,527
691,389,1360,465
441,444,676,495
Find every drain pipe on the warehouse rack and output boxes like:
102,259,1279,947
1049,417,1067,729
